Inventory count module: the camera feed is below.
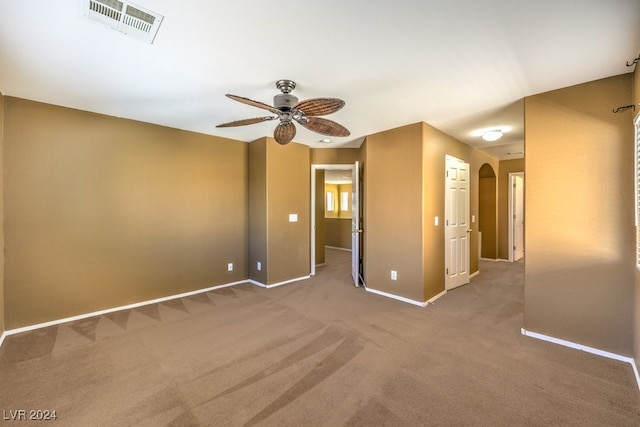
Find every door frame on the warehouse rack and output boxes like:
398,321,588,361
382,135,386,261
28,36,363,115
310,164,356,276
508,172,524,262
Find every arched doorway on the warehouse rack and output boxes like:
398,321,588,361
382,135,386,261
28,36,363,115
478,164,497,259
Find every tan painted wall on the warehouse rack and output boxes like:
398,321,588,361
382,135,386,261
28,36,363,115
0,92,4,334
524,74,634,356
248,138,310,285
497,158,525,259
3,98,249,329
479,170,498,259
421,122,498,300
249,139,268,284
265,139,310,284
325,218,351,249
311,148,359,164
365,123,425,302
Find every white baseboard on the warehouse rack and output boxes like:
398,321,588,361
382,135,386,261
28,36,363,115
365,287,450,308
470,271,479,279
249,280,267,288
2,279,249,338
0,275,314,349
249,275,311,289
480,257,511,262
521,328,640,392
325,246,351,252
426,290,447,305
365,288,427,307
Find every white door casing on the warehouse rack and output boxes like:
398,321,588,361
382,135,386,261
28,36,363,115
445,156,470,290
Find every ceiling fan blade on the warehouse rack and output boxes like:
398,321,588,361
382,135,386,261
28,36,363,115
298,116,350,137
294,98,345,116
216,116,276,128
226,94,281,115
274,122,296,145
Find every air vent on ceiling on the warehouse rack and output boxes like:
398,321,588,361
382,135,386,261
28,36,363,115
82,0,163,44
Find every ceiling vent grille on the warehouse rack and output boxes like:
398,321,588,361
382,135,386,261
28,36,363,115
82,0,163,44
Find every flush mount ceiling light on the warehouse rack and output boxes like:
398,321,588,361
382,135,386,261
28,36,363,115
471,126,511,142
319,138,333,144
482,129,503,142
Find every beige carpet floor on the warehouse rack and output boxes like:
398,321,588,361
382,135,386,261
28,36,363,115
1,249,639,426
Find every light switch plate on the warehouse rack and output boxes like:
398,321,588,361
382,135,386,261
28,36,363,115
289,214,298,222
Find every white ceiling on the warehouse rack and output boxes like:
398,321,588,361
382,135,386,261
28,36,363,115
1,1,639,160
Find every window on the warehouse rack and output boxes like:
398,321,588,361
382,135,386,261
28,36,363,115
635,114,640,270
340,191,349,212
326,191,335,212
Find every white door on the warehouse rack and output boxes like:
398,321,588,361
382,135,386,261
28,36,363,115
513,174,524,261
445,156,470,290
351,161,361,286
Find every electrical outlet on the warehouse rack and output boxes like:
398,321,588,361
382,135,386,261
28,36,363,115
257,261,262,271
227,263,233,272
391,270,397,281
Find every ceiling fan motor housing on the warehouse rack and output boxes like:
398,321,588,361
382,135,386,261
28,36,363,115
273,93,299,111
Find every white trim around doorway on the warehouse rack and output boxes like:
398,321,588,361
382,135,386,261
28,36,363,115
310,164,355,276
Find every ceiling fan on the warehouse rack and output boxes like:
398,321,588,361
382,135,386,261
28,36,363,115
216,80,350,145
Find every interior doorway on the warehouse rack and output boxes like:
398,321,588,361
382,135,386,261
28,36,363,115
310,163,361,286
509,172,525,261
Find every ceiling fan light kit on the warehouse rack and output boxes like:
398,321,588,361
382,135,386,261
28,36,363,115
216,80,350,145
